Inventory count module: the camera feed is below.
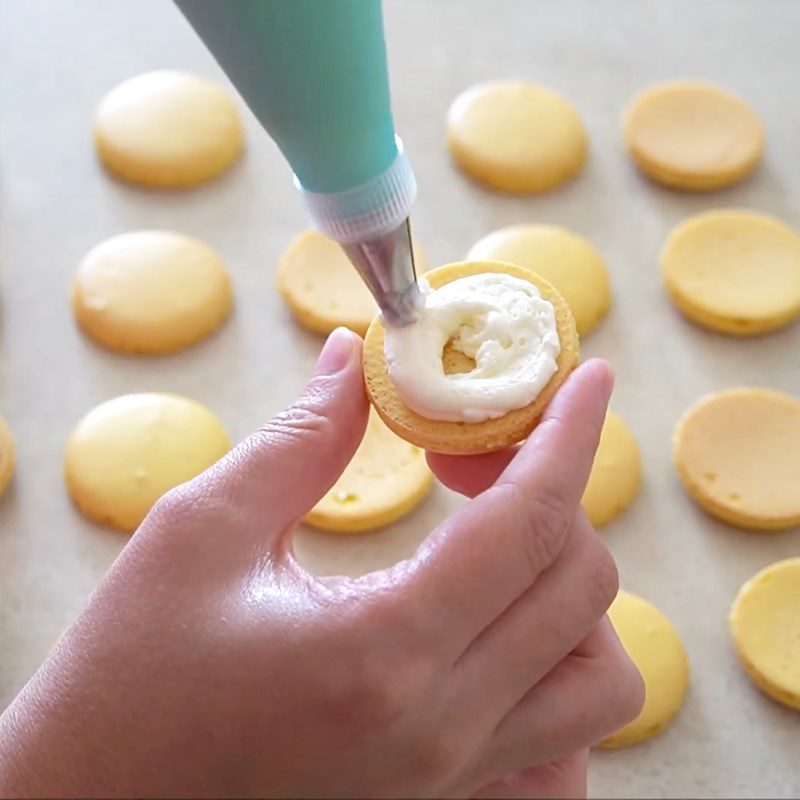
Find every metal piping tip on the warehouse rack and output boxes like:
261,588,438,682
342,218,424,327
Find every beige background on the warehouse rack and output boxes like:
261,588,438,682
1,0,799,797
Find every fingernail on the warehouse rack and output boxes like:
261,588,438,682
315,327,355,376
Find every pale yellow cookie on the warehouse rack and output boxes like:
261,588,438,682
446,81,587,193
94,70,244,187
661,211,800,335
0,415,15,497
277,229,425,337
72,231,232,354
673,388,800,531
600,590,689,748
363,261,579,455
65,393,230,532
730,558,800,711
304,410,433,533
624,81,764,191
582,411,641,527
467,225,610,336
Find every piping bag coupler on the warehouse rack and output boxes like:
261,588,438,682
174,0,424,326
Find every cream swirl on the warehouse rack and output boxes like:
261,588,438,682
384,273,561,422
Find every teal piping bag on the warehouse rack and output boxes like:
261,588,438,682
174,0,422,325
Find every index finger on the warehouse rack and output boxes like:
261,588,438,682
401,359,614,648
427,358,614,499
427,447,519,498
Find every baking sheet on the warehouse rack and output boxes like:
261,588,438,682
1,1,798,797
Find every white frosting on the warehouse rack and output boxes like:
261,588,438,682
384,273,561,422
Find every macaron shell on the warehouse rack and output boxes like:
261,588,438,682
304,410,433,533
363,261,579,455
0,415,15,498
582,410,641,527
447,81,587,193
600,590,690,748
72,230,233,354
94,70,244,188
468,224,610,336
673,388,800,530
624,81,763,191
64,393,230,532
661,210,800,336
277,229,426,337
730,558,800,711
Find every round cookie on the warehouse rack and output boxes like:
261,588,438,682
94,70,244,188
729,558,800,711
65,393,230,532
304,409,433,533
0,415,15,497
72,231,233,354
277,229,425,337
673,388,800,531
467,224,610,336
600,590,689,748
582,411,641,527
661,211,800,335
363,261,579,455
624,81,763,191
446,81,587,193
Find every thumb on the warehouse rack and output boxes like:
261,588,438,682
206,327,369,531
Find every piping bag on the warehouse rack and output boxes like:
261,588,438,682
174,0,424,327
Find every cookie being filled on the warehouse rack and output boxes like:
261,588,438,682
363,261,578,454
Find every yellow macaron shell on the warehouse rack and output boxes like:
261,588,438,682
447,81,587,193
94,70,244,188
673,388,800,531
661,211,800,336
277,229,425,337
72,231,233,354
468,224,610,336
730,558,800,711
363,261,579,455
600,590,690,748
0,415,15,497
65,393,230,532
582,411,641,527
304,410,433,533
624,81,764,191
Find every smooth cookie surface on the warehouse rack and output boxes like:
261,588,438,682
624,81,763,191
468,224,610,336
673,388,800,530
730,558,800,710
304,410,433,533
94,70,244,187
65,393,230,532
363,261,579,455
72,230,232,354
661,211,800,335
582,411,641,527
600,590,689,748
447,81,587,193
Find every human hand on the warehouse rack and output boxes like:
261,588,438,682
0,328,642,799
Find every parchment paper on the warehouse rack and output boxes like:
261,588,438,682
1,1,798,796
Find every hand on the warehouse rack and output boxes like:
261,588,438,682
0,328,643,799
